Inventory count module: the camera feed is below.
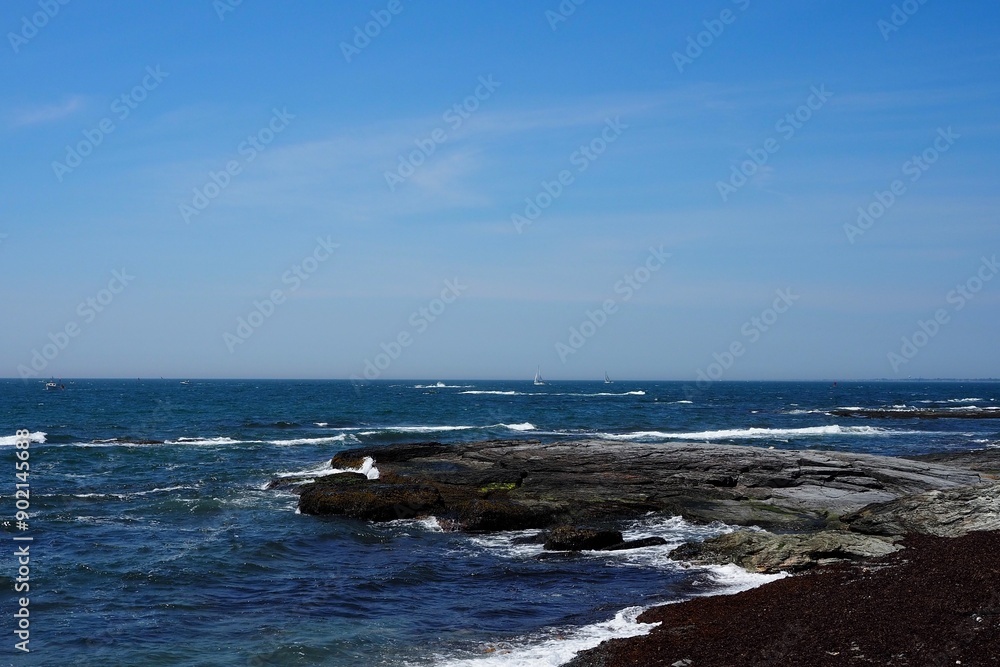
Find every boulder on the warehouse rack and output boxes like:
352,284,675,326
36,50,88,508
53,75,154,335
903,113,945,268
544,526,624,551
298,472,444,521
670,529,901,573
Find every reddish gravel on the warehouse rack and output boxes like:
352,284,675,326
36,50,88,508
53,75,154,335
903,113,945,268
568,531,1000,667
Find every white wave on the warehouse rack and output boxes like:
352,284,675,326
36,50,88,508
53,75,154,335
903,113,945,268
167,437,241,446
273,461,337,479
133,485,198,497
415,383,475,389
596,424,893,442
387,516,445,532
673,400,693,404
839,404,999,413
466,515,735,568
73,485,197,500
699,563,788,595
498,422,536,431
917,398,986,404
273,456,379,482
314,422,328,427
265,434,355,446
429,606,657,667
436,514,786,666
358,456,380,480
460,390,525,396
358,425,476,435
547,391,646,397
0,431,46,446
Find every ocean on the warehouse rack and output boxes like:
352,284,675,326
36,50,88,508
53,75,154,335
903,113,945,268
2,379,998,666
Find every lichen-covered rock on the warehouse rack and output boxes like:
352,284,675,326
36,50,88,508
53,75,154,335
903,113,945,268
670,529,901,573
844,481,1000,538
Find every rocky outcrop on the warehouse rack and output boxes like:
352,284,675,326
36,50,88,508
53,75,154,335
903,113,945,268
907,447,1000,475
831,407,1000,419
286,440,984,533
670,529,902,573
297,472,445,521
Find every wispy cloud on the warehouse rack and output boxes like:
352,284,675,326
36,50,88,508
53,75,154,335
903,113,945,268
10,96,86,128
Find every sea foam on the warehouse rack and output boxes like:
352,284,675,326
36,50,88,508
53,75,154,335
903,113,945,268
0,431,46,446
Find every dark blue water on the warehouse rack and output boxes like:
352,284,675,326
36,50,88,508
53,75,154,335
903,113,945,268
1,380,998,665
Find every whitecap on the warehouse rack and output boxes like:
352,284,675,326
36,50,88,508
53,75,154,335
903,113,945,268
273,456,379,482
595,424,895,442
358,425,476,435
497,422,536,431
167,437,241,446
0,431,46,446
265,434,355,446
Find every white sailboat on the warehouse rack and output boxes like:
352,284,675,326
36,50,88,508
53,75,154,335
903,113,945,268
533,366,545,385
604,371,612,384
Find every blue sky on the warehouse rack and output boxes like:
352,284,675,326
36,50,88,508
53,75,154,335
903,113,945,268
2,0,999,380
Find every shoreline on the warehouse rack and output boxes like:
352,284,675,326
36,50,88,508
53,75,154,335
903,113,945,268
270,442,1000,665
566,530,1000,666
567,447,1000,666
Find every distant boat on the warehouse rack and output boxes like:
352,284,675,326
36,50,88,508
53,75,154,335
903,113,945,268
534,366,545,386
180,380,191,385
45,379,65,391
604,371,612,384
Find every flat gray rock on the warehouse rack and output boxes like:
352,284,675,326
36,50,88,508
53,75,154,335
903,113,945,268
289,440,986,532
